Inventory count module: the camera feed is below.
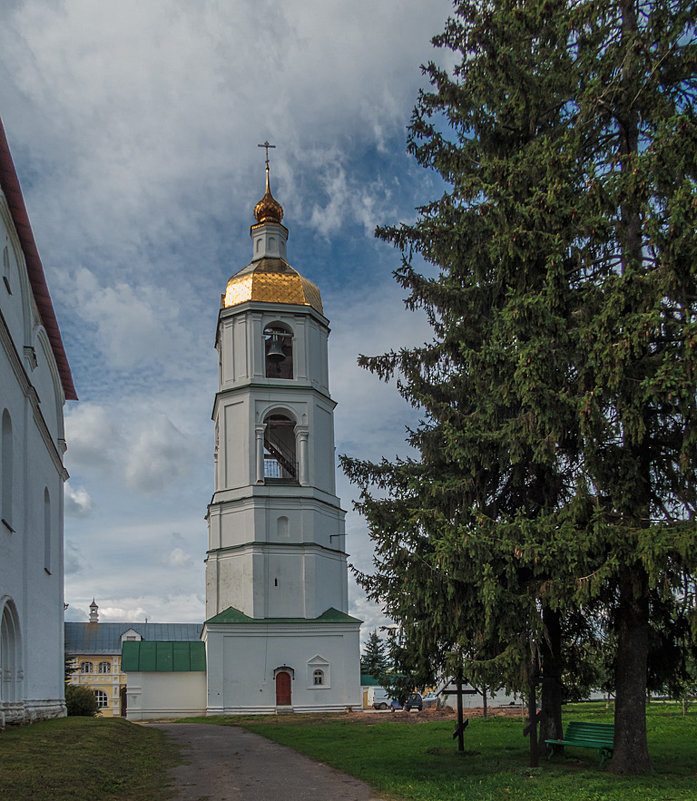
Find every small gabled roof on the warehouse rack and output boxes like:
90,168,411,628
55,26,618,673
0,117,76,400
206,606,362,625
121,640,206,672
64,621,203,655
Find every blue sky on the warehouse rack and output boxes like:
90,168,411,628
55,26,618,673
1,0,453,635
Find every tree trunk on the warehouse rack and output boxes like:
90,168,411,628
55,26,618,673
527,677,539,767
609,564,652,774
537,606,563,759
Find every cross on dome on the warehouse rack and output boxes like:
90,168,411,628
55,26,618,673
254,141,284,224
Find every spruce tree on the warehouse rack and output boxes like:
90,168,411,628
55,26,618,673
342,0,697,774
361,630,389,679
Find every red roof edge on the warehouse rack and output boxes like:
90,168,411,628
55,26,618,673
0,117,77,401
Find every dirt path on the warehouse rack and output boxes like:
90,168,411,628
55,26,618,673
151,722,385,801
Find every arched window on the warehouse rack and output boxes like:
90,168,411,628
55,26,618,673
98,661,111,674
313,669,325,686
0,600,21,704
80,661,93,674
43,488,51,574
264,323,293,379
1,410,13,531
94,689,108,709
263,413,296,483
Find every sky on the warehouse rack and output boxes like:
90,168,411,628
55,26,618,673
0,0,454,638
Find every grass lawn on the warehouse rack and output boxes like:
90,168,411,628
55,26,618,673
200,703,697,801
0,716,179,801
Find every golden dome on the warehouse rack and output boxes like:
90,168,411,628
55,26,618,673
223,258,323,314
254,165,284,224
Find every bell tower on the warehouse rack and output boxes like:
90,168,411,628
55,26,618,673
203,157,361,714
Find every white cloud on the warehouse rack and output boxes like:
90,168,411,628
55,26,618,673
124,414,198,495
99,606,149,623
64,539,88,575
64,403,120,470
71,267,187,372
64,484,94,518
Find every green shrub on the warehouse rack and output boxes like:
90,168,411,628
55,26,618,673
65,684,98,716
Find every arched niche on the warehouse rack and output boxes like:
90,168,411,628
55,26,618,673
0,597,22,706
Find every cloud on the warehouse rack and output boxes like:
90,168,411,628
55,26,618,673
166,547,193,568
64,604,88,622
64,483,94,518
64,539,88,575
99,606,149,623
71,267,188,372
124,414,198,495
64,403,120,470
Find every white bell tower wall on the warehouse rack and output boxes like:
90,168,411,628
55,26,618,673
206,299,348,621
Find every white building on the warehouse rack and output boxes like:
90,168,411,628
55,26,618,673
202,164,361,713
0,117,77,725
124,163,361,720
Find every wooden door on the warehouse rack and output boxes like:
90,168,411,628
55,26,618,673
275,671,291,706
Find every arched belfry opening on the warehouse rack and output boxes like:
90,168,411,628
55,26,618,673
263,412,297,483
264,323,293,379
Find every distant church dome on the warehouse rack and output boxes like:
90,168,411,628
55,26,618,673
223,165,323,314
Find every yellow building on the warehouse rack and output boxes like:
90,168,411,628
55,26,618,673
65,602,202,717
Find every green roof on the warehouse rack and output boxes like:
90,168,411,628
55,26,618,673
205,606,362,625
121,641,206,672
361,673,381,686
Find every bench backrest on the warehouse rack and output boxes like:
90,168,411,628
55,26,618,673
565,721,614,747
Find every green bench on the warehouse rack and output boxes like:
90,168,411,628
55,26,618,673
545,721,614,767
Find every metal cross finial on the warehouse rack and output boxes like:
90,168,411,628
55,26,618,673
258,140,276,167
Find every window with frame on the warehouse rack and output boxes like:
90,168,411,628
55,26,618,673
98,661,111,674
2,245,10,293
43,488,51,573
80,661,93,674
94,689,108,709
2,409,13,531
313,669,325,686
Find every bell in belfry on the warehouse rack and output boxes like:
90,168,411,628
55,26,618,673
266,333,286,361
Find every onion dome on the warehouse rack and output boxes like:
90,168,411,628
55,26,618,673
254,165,284,224
223,258,323,314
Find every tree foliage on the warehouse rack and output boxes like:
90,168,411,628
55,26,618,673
65,685,98,717
361,630,390,679
341,0,697,774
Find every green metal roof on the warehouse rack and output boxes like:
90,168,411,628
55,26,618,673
206,606,362,625
361,673,381,686
121,641,206,672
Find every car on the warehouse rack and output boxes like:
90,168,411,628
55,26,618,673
421,692,438,709
372,687,393,710
404,693,423,712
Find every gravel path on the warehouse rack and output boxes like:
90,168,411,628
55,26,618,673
151,722,385,801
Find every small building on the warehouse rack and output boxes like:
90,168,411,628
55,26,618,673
121,640,207,721
64,605,201,717
360,673,381,709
